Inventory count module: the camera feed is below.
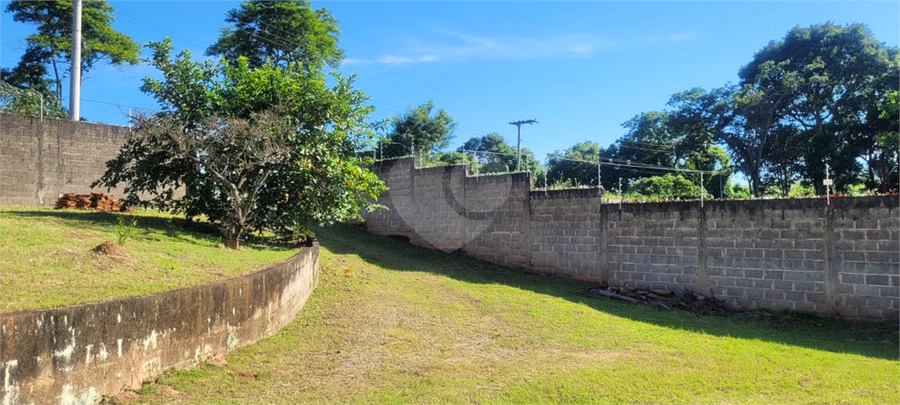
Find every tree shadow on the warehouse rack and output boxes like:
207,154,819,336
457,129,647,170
2,208,222,247
313,224,899,361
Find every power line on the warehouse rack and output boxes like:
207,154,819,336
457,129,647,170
616,143,677,155
618,139,677,151
545,154,719,175
116,12,209,49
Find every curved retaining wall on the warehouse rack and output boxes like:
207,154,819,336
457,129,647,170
0,243,319,405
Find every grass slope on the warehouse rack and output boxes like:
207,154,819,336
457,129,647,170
0,207,297,312
125,225,899,405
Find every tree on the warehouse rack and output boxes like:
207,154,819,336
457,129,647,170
546,141,603,187
717,78,794,197
762,124,804,196
667,87,729,159
665,88,737,196
739,23,897,193
599,111,680,190
126,110,291,247
0,76,67,118
872,88,899,191
458,133,539,175
863,51,900,192
379,100,457,161
94,39,385,248
629,174,698,201
4,0,139,100
206,0,343,71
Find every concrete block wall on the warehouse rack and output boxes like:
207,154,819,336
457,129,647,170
698,198,899,320
605,202,702,293
366,158,415,237
1,113,132,206
364,157,899,322
529,189,602,279
411,165,467,251
705,200,828,313
463,173,530,268
366,159,531,268
830,198,900,319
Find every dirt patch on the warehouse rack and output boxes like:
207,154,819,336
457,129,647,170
106,390,139,404
93,241,124,255
208,354,228,366
235,371,258,379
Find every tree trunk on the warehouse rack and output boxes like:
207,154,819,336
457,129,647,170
224,239,240,250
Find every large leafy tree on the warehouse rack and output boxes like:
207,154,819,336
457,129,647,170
599,111,680,189
95,39,385,248
666,88,735,196
206,0,343,71
378,100,457,161
862,51,900,192
616,111,678,168
739,22,897,193
717,77,795,197
762,124,804,196
4,0,139,100
546,141,603,187
872,88,899,191
458,133,538,175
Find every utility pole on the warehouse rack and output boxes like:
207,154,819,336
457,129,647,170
509,119,537,171
69,0,82,121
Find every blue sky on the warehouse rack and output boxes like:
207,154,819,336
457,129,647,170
2,1,898,164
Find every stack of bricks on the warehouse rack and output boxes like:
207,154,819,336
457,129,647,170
55,192,132,212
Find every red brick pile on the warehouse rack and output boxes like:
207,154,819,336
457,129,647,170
55,192,133,212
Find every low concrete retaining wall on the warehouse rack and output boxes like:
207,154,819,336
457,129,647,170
0,243,319,405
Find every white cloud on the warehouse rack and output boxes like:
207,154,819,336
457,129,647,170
342,29,697,66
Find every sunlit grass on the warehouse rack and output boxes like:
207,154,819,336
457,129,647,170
0,206,297,312
125,224,899,405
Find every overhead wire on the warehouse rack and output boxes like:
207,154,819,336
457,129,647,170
116,12,209,49
31,7,728,186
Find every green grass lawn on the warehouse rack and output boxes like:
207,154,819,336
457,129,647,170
0,206,298,312
121,224,899,405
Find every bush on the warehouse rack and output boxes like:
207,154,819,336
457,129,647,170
629,174,698,200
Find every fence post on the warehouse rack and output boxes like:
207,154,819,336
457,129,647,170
597,162,602,201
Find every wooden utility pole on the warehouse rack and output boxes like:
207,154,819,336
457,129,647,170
509,119,537,171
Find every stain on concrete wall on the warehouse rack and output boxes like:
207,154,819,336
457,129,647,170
1,113,134,206
0,244,319,405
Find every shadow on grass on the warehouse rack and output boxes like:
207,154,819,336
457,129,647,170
3,209,222,247
314,224,900,361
